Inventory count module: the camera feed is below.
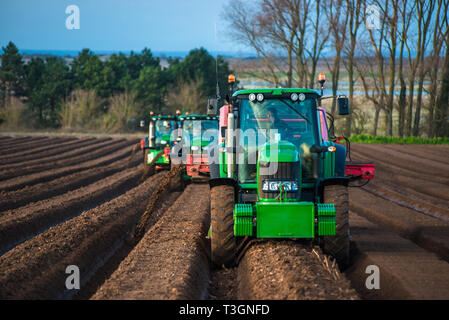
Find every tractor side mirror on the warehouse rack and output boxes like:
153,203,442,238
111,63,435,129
338,97,350,115
310,145,327,153
232,97,240,109
207,98,218,115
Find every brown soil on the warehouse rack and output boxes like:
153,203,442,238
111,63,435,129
91,184,211,300
1,137,76,155
0,137,97,164
0,139,138,192
351,147,449,204
0,153,141,212
0,136,29,146
237,241,358,299
133,164,185,240
0,137,108,169
0,164,144,255
0,172,167,299
0,138,130,180
1,137,447,301
347,211,449,299
350,187,449,262
352,143,449,175
351,144,449,184
0,136,54,152
346,144,449,299
362,182,449,220
380,144,449,165
209,267,239,300
74,190,182,300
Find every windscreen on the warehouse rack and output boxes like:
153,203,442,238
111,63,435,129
238,97,319,183
155,119,175,145
182,119,218,146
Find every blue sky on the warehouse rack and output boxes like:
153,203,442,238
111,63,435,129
0,0,247,53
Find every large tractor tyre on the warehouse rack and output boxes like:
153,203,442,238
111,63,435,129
321,184,350,270
210,184,236,268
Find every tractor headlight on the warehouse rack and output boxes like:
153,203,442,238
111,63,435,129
249,93,256,102
256,93,264,102
191,146,199,151
161,140,167,144
290,93,299,102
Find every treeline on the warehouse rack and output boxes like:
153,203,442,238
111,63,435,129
0,42,233,131
225,0,449,138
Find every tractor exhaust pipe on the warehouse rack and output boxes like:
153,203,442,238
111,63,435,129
149,118,155,147
227,106,234,179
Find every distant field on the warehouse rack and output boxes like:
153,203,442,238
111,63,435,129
0,130,145,139
349,134,449,144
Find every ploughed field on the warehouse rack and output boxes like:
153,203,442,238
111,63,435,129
0,135,447,299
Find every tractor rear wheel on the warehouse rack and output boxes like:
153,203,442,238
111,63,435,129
210,184,236,268
322,184,350,270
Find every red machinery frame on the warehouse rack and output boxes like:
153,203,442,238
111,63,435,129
185,153,210,177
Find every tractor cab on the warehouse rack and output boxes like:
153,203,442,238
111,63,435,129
234,89,321,186
211,89,337,194
176,114,219,180
140,114,177,169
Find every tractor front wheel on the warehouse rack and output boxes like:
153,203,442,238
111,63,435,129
321,184,350,270
210,184,236,268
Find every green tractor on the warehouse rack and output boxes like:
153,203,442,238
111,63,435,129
175,114,219,181
140,113,177,170
207,74,374,269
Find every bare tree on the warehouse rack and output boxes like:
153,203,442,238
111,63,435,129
397,0,414,137
343,0,363,136
426,0,449,137
355,49,386,136
304,0,330,88
291,0,309,87
257,0,300,87
224,0,285,86
223,0,448,138
362,0,400,136
412,0,437,136
324,0,349,115
354,1,389,136
434,0,449,137
224,0,329,89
